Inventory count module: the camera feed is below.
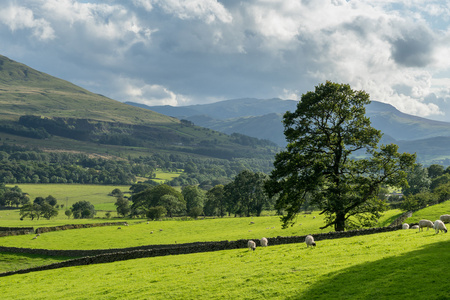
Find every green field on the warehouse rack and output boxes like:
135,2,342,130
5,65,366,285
0,229,448,299
1,182,448,299
405,200,450,224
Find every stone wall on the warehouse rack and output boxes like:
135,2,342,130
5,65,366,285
389,211,413,227
0,224,402,277
0,227,34,237
35,222,128,234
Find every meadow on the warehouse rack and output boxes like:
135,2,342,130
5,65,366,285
0,229,448,299
1,182,448,299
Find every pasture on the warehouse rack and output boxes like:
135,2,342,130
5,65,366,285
6,183,131,209
0,229,448,299
0,209,404,250
405,200,450,224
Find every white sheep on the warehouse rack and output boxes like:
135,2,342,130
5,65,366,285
418,219,434,232
248,240,256,251
305,235,316,247
439,214,450,223
411,225,419,229
434,220,448,234
402,223,410,229
260,237,268,247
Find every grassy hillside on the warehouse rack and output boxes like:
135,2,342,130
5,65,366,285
0,54,279,169
0,55,174,124
0,230,448,299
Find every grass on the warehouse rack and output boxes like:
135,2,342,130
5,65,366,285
0,215,331,250
0,252,71,273
0,230,448,299
2,184,131,224
0,209,404,251
405,200,450,223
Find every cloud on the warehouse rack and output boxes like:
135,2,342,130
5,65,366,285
0,5,55,40
111,77,190,106
0,0,449,122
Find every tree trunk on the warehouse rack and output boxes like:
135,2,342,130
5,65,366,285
334,212,346,231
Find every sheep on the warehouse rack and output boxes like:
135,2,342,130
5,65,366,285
248,240,256,251
402,223,410,229
305,235,316,247
411,225,419,229
439,214,450,223
418,219,434,232
117,227,122,229
260,237,268,247
434,220,448,234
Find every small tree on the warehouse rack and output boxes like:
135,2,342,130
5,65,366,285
111,188,123,197
189,207,203,219
105,212,111,219
115,196,131,217
65,209,72,219
71,201,96,219
19,203,41,220
147,206,167,220
40,202,58,220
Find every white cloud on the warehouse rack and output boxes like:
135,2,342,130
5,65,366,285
151,0,232,23
0,5,55,40
113,77,190,106
1,0,449,121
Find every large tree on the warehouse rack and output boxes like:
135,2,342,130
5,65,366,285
265,81,416,231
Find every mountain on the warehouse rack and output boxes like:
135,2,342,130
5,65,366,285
0,55,173,124
127,98,450,166
0,54,279,168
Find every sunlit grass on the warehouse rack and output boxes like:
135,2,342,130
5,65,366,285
0,230,447,299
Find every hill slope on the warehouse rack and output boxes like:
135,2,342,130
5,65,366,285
0,54,175,124
0,55,279,169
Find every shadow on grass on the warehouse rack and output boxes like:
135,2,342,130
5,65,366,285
0,252,71,273
295,240,450,300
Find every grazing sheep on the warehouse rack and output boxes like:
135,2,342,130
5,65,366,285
411,225,419,229
250,221,255,224
305,235,316,247
248,240,256,251
260,237,268,247
117,227,122,229
418,220,434,232
439,214,450,223
32,235,37,239
434,220,448,234
402,223,410,229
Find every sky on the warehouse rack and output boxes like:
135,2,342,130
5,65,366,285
0,0,450,121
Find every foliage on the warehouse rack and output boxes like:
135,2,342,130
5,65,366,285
182,185,205,215
71,200,96,219
19,203,41,220
265,82,416,231
114,196,131,217
131,184,185,218
225,170,272,217
19,195,58,220
204,184,226,217
402,164,431,196
146,206,167,220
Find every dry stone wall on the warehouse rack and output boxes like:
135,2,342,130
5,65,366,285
0,224,402,277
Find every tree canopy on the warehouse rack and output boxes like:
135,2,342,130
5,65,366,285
265,81,416,231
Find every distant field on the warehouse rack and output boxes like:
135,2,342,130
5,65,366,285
5,184,131,208
0,230,448,299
